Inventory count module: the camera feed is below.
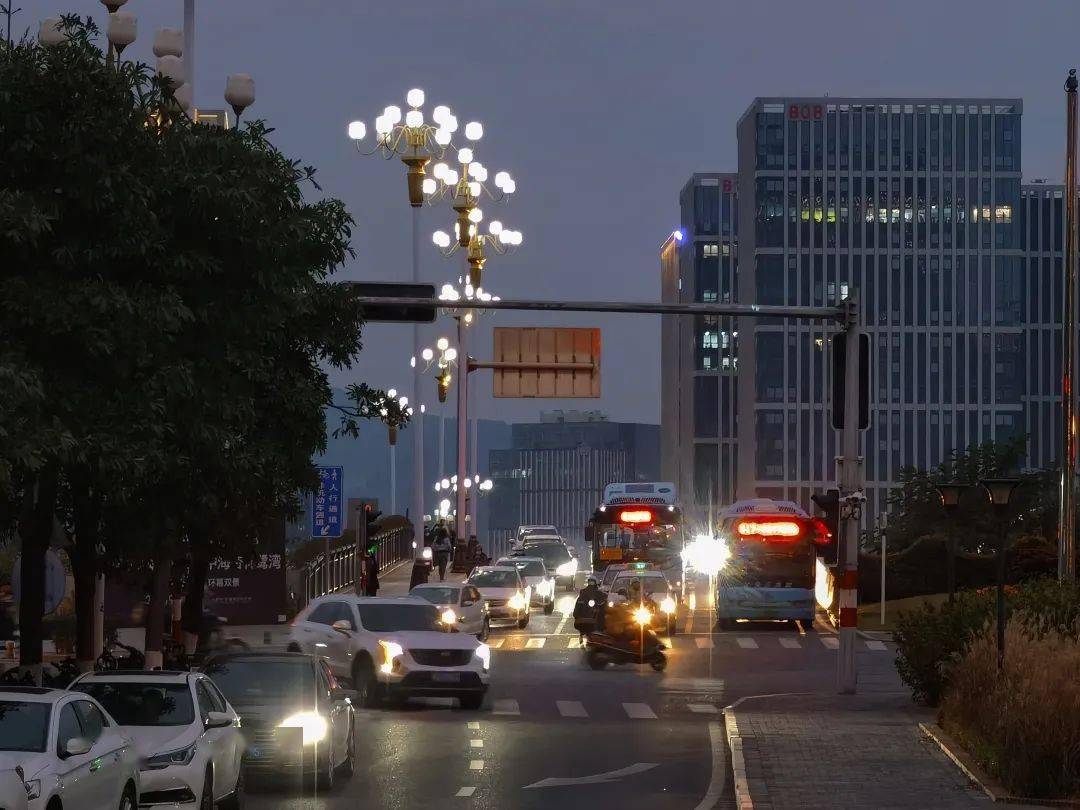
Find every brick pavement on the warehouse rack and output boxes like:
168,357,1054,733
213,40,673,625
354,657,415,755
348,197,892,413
725,691,997,810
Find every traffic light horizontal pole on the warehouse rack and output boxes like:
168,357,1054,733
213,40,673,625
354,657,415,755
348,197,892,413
466,360,598,373
352,296,846,322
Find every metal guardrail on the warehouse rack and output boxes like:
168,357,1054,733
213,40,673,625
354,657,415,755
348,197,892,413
301,525,412,606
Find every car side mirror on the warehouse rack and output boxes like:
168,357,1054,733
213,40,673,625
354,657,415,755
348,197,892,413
61,736,92,758
331,619,352,634
462,599,475,607
205,711,233,730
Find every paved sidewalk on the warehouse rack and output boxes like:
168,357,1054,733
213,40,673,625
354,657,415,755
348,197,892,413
726,691,996,810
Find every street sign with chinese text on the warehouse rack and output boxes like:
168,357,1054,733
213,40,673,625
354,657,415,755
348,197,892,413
313,466,344,538
492,327,601,398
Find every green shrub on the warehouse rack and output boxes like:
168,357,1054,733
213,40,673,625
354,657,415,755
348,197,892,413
893,591,993,705
1010,578,1080,640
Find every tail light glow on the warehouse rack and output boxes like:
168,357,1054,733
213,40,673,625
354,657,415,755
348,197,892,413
618,509,653,524
735,519,802,538
810,516,832,545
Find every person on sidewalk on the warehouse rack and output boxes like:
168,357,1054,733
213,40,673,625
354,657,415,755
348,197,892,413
432,524,452,581
364,548,380,596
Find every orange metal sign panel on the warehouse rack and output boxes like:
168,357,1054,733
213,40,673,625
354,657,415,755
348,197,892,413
492,327,601,398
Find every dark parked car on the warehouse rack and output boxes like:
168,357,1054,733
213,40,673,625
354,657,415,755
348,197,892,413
201,652,356,791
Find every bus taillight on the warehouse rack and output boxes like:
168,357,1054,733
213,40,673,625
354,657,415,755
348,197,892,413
735,519,802,539
618,509,653,525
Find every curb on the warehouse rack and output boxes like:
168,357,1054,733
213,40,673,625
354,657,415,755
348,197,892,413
920,722,1080,808
723,708,755,810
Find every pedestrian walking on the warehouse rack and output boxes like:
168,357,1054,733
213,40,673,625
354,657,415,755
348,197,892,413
364,547,380,596
432,523,453,581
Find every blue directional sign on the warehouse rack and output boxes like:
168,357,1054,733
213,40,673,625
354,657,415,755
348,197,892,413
312,466,344,538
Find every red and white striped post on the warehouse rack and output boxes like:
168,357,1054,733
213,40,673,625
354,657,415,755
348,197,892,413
837,295,864,694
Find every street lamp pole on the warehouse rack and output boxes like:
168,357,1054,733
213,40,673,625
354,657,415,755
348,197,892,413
183,0,194,91
979,478,1021,671
1061,69,1078,583
456,313,469,543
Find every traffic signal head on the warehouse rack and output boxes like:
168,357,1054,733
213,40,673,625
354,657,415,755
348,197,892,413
364,503,382,525
810,488,840,563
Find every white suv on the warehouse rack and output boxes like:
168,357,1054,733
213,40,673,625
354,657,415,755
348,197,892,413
69,670,244,809
287,596,490,710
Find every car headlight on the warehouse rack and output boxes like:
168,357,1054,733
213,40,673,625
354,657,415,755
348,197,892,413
278,712,328,746
507,592,526,610
441,608,458,625
23,779,40,800
660,597,677,614
379,639,404,674
476,643,491,671
142,741,198,770
556,561,577,577
422,547,433,560
633,606,653,626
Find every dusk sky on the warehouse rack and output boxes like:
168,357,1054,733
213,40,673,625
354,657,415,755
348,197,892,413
21,0,1080,424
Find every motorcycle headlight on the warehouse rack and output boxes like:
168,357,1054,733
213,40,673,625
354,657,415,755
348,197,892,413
507,592,526,610
476,643,491,671
23,779,40,800
277,712,328,746
422,547,433,560
142,740,198,770
441,608,458,625
379,639,404,674
556,561,577,577
660,597,677,614
633,606,653,626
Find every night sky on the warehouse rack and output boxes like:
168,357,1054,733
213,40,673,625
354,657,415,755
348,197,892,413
19,0,1080,424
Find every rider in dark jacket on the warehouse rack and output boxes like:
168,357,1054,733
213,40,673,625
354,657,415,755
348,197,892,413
573,577,605,642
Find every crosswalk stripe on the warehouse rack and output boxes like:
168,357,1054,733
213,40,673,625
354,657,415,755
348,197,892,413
470,739,483,748
486,638,505,649
469,760,484,770
554,614,570,634
821,636,839,649
492,699,520,715
779,637,801,649
525,637,546,649
736,637,758,649
556,700,588,718
567,637,582,649
623,702,657,719
865,640,888,651
456,787,476,798
687,703,719,714
467,721,480,730
695,637,714,649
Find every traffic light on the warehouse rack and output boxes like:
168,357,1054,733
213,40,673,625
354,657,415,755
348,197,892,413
437,369,451,403
810,488,840,565
365,503,382,531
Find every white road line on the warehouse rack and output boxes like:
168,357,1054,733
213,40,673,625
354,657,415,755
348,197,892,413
470,739,484,748
554,613,570,634
492,699,520,716
821,636,839,649
865,640,888,651
525,637,546,649
469,760,484,771
687,704,719,714
486,638,505,649
567,637,582,649
455,787,476,798
693,721,727,810
467,721,480,730
623,702,657,719
556,700,588,718
736,637,758,649
684,612,695,634
779,637,801,649
695,637,714,649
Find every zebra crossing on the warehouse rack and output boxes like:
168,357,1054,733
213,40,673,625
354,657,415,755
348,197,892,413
486,632,891,653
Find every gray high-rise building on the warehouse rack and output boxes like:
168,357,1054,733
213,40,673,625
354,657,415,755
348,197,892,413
665,97,1037,525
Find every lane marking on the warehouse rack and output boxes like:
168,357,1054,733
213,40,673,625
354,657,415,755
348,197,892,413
525,637,546,649
821,636,839,649
556,700,588,718
524,762,658,789
486,638,505,649
866,640,888,651
567,637,583,649
736,637,758,649
554,613,570,634
467,721,480,730
695,637,714,649
470,739,483,748
492,698,520,715
693,721,728,810
779,637,801,649
688,703,719,714
469,759,484,770
455,787,476,798
623,702,657,719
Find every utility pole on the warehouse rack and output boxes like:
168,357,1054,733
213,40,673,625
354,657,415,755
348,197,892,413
837,293,864,694
456,315,469,543
1061,69,1078,583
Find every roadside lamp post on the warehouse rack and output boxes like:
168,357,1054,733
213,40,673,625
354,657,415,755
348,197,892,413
934,482,972,604
977,478,1021,671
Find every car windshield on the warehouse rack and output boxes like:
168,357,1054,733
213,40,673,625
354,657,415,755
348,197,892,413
412,587,460,605
356,604,443,632
523,545,570,566
499,559,546,577
73,683,195,727
469,570,519,588
601,568,624,587
0,701,49,752
613,576,669,597
203,659,314,706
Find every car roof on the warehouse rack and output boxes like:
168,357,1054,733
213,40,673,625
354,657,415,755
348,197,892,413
471,565,518,574
412,582,461,590
73,670,191,685
309,594,430,607
498,556,544,564
522,535,563,543
0,686,68,703
202,652,317,668
613,570,666,579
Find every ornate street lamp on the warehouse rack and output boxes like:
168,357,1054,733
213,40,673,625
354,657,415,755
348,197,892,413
978,477,1021,671
413,337,458,403
433,219,522,288
933,482,972,603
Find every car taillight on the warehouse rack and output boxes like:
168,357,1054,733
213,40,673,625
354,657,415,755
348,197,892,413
618,509,653,524
735,519,802,540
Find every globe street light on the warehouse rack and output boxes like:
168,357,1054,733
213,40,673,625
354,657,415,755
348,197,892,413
433,219,523,289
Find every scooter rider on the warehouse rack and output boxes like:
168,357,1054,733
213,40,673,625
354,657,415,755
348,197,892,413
573,577,605,642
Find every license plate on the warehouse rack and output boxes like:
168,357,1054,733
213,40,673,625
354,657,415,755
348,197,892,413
432,672,460,683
